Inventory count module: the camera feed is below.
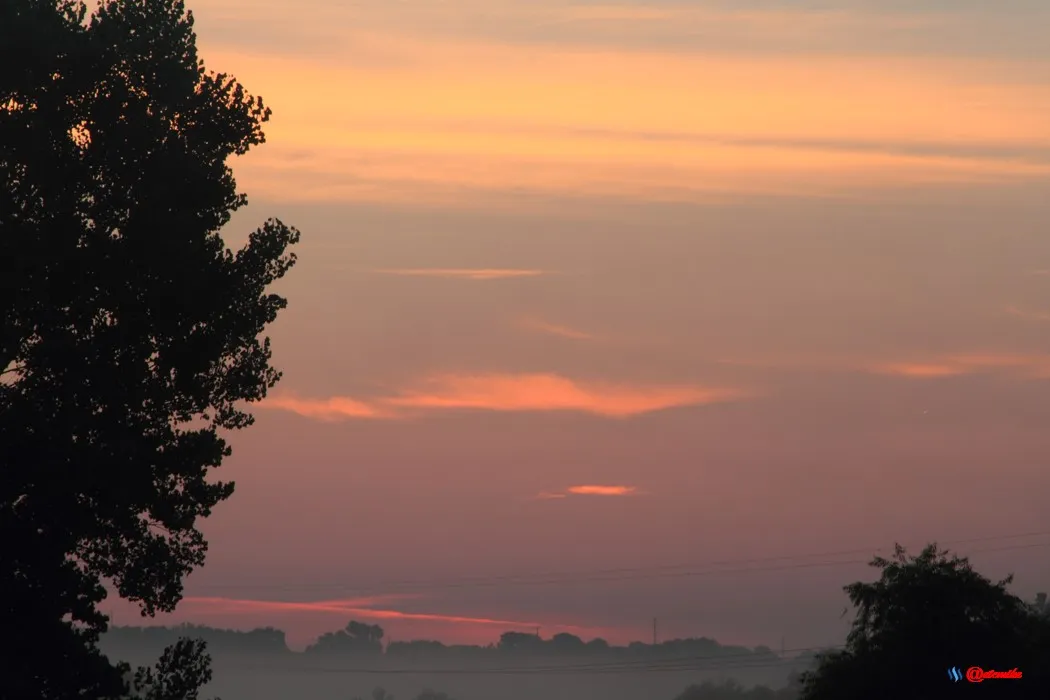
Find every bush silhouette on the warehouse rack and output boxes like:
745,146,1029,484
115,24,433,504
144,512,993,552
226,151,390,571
799,544,1050,700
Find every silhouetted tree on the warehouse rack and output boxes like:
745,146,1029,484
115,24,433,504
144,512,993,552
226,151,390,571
414,691,455,700
497,631,545,653
586,637,611,652
125,639,215,700
307,621,385,655
799,543,1050,700
1,0,298,697
549,631,586,653
103,624,290,657
674,679,798,700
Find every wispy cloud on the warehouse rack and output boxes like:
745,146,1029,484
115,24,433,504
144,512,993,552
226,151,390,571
536,4,940,38
182,596,538,628
262,374,749,421
720,352,1050,380
207,17,1050,207
517,316,594,340
868,354,1050,379
868,362,970,379
383,374,747,417
182,594,422,615
239,133,1050,207
567,485,638,496
196,1,1047,62
374,268,548,280
259,395,395,421
534,485,641,500
1005,305,1050,322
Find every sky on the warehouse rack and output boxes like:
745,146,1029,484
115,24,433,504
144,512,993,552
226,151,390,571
110,0,1050,651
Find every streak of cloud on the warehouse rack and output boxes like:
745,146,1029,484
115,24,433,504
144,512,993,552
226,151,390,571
259,395,395,421
262,374,749,421
719,353,1050,380
566,485,638,496
534,484,642,500
383,374,749,417
1005,305,1050,322
205,20,1050,206
868,362,970,379
517,316,595,340
869,354,1050,379
716,356,855,371
240,137,1050,207
374,268,548,280
533,4,941,37
182,595,423,615
181,596,539,628
194,1,1046,62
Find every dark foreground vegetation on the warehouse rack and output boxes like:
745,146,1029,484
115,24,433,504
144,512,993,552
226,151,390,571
3,0,298,698
100,545,1050,700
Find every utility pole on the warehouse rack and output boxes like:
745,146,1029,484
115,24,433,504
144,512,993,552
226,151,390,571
653,617,658,646
535,626,540,638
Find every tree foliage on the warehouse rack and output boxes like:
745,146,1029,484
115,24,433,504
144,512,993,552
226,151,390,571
306,621,386,655
673,679,799,700
413,691,455,700
1,0,299,697
126,639,215,700
799,544,1050,700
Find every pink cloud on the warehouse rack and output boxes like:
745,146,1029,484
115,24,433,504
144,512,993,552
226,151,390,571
566,485,638,496
112,594,636,649
182,596,537,628
534,484,642,499
868,362,969,378
263,373,749,421
870,354,1050,379
181,594,423,615
384,373,748,417
259,395,395,421
728,352,1050,380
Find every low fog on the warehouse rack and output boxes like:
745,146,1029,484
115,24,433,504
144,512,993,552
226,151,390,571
101,623,815,700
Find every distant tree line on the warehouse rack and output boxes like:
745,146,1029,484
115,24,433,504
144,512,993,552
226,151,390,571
349,679,802,700
104,624,290,655
102,621,794,663
100,551,1050,700
104,581,1050,668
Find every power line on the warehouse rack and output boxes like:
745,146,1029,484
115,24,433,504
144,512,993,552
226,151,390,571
145,538,1050,680
653,540,1050,619
187,531,1050,595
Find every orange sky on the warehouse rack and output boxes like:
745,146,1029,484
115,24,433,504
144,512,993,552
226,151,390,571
110,0,1050,651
